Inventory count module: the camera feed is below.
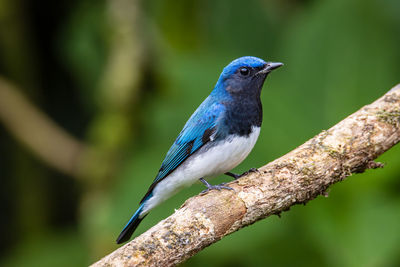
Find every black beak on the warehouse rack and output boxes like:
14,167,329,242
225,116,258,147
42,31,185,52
257,62,284,75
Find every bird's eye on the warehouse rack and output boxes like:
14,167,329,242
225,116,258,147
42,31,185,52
239,67,250,76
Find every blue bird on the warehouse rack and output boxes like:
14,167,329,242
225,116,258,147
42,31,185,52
116,56,283,244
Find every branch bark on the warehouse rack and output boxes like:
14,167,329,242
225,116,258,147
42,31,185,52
92,84,400,267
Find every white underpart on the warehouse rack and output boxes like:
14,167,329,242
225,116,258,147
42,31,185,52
141,126,260,216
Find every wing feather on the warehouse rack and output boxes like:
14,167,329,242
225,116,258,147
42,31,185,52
140,98,224,203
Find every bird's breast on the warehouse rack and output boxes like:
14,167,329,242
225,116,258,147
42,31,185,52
189,125,261,178
144,126,260,214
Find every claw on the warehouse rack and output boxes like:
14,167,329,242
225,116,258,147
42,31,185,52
199,178,234,193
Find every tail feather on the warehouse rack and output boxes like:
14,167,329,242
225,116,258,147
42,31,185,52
116,204,146,244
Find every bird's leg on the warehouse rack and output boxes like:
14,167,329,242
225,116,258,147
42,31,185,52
247,168,259,173
225,168,259,180
199,178,234,194
224,172,241,179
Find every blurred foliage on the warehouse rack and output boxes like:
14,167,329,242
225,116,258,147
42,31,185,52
0,0,400,266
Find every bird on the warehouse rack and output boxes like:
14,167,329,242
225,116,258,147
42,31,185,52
116,56,283,244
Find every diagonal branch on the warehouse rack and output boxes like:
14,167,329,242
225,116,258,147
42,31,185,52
92,84,400,267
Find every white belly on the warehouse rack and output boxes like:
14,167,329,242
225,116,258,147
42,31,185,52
141,126,260,215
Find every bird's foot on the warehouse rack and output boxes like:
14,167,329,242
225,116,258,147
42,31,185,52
225,168,259,180
247,168,259,174
224,172,241,179
200,178,234,194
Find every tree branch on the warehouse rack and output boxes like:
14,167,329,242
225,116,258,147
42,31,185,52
92,84,400,267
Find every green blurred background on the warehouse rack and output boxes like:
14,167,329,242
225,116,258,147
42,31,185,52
1,0,400,266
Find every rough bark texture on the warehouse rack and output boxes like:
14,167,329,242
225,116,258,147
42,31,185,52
92,84,400,267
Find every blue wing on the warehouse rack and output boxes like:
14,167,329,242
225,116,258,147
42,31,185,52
140,97,225,203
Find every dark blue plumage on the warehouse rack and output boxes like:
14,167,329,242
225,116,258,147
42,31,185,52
116,56,283,244
116,203,146,244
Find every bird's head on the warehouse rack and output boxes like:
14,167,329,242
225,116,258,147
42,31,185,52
215,56,283,97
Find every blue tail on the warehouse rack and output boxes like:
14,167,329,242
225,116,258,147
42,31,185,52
116,203,147,244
